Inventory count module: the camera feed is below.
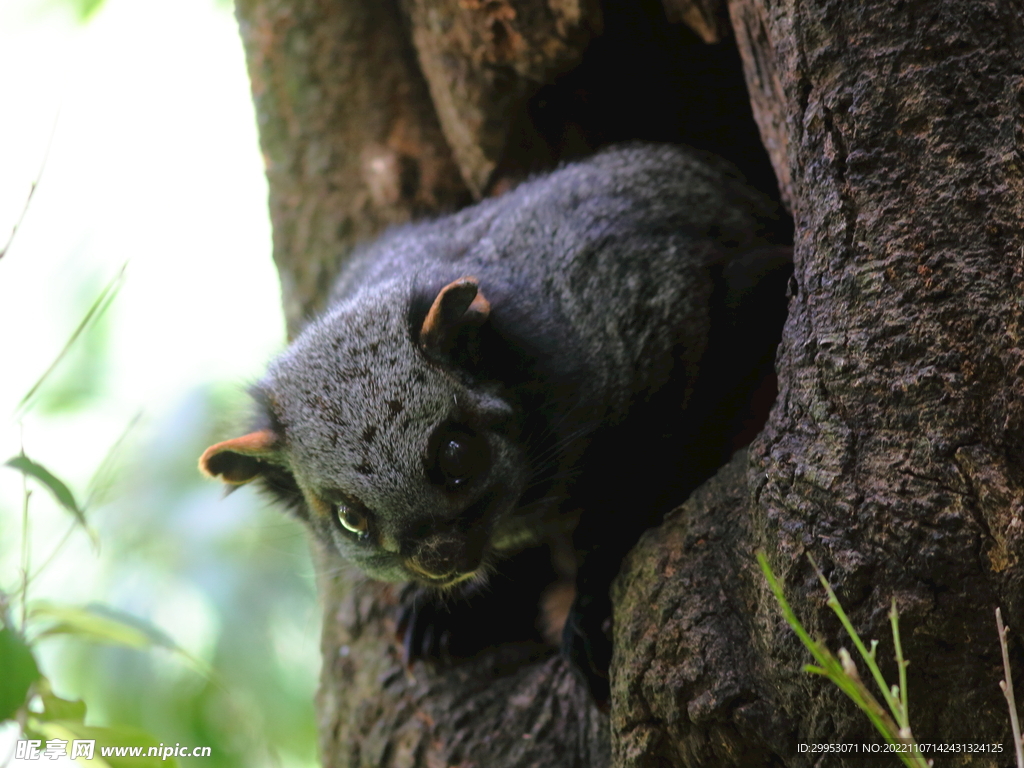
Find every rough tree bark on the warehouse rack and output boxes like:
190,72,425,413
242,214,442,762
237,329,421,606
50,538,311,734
235,0,469,333
613,1,1024,765
233,0,1024,765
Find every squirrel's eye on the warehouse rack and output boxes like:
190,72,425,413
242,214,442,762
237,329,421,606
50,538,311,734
435,430,487,489
337,505,369,539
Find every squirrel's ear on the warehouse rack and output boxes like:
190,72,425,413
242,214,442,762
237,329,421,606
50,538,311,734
199,429,279,485
419,276,490,364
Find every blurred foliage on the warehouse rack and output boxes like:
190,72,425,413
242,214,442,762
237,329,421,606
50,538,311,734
60,384,321,766
60,0,105,23
0,627,40,721
1,0,314,763
50,0,231,24
1,250,317,767
29,272,119,415
5,455,90,533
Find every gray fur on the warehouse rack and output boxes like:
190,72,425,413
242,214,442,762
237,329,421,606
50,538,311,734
217,143,779,586
266,278,525,581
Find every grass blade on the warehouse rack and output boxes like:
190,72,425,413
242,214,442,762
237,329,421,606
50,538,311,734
758,552,930,768
997,608,1024,768
16,263,126,415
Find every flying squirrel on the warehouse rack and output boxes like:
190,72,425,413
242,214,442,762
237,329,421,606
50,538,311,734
199,143,792,700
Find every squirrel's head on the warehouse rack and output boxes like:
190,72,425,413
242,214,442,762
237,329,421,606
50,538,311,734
200,276,531,587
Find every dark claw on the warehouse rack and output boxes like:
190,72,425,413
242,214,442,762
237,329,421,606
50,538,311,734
394,548,558,667
396,603,415,665
396,603,413,642
438,629,452,663
421,622,438,660
397,595,433,666
396,590,451,666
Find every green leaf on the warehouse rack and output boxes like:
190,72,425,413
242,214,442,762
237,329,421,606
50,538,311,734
0,626,41,721
29,719,180,767
4,455,89,533
29,603,211,678
39,687,88,723
29,603,173,650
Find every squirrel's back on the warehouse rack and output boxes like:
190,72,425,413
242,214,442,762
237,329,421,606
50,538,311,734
330,143,780,418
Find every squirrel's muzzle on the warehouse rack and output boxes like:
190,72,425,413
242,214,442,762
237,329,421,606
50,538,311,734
404,532,484,585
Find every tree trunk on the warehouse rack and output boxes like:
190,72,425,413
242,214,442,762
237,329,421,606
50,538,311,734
738,0,1024,761
233,0,1024,764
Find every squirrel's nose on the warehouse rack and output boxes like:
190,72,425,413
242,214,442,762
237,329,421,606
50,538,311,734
404,532,483,583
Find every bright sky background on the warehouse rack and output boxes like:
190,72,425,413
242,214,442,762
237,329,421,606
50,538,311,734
0,0,311,764
0,0,284,433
